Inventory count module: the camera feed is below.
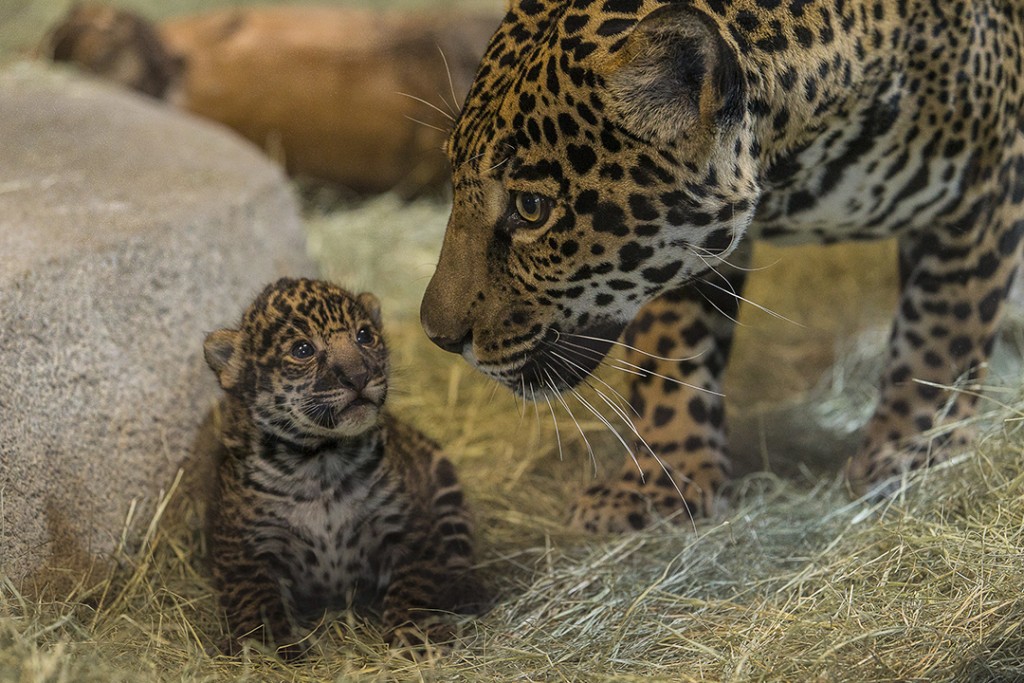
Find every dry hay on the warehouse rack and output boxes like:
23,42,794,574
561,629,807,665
3,197,1023,682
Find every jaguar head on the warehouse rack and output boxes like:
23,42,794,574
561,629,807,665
421,1,758,396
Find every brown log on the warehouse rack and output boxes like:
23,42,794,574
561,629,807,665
44,4,499,196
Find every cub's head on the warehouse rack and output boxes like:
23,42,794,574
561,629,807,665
205,278,388,442
420,0,758,396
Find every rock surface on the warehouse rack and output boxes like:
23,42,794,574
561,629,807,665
0,62,312,588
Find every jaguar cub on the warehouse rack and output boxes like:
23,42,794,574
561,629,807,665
203,277,483,657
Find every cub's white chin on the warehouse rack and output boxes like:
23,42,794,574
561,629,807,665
321,404,375,437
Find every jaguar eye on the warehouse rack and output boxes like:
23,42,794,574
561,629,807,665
513,191,552,226
355,326,377,346
290,340,315,359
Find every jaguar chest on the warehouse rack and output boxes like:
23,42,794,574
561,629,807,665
247,445,411,614
750,87,972,245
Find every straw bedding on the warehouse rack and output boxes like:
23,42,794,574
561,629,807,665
3,197,1023,682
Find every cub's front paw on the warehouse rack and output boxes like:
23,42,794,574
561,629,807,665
217,633,308,662
385,622,456,660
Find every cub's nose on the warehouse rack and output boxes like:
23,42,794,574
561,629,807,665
341,364,369,392
314,362,370,393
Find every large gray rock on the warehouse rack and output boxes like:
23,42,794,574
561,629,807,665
0,62,312,588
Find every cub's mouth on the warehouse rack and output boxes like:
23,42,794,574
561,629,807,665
304,395,380,429
506,321,624,397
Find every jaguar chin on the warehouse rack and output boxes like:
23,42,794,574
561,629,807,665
504,321,625,398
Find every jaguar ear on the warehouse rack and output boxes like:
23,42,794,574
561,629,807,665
203,328,243,391
356,292,383,329
604,5,745,144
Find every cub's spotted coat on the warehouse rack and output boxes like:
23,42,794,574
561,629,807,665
419,0,1024,532
204,278,483,656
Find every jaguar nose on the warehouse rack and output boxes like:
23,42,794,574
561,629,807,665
420,275,475,355
425,328,471,355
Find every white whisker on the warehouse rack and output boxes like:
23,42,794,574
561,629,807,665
569,386,636,469
553,337,723,396
688,243,777,273
545,346,638,418
687,253,744,326
544,368,597,474
543,392,564,462
396,90,455,122
403,115,449,134
485,156,511,173
456,149,488,173
585,384,698,530
548,365,620,476
699,270,804,328
435,45,461,117
546,354,697,528
559,330,705,364
517,373,527,420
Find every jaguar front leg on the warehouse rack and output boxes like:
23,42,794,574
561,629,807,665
569,246,750,533
847,194,1024,496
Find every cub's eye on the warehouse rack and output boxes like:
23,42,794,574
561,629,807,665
512,191,552,226
355,326,378,346
290,340,315,359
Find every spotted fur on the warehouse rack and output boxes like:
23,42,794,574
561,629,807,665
205,278,484,656
420,0,1024,532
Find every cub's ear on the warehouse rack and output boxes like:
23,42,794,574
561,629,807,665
203,329,243,391
356,293,383,329
604,5,745,144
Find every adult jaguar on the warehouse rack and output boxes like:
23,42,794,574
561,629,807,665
420,0,1024,532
